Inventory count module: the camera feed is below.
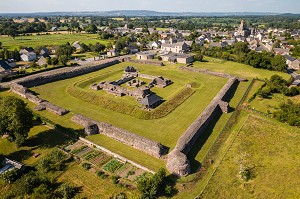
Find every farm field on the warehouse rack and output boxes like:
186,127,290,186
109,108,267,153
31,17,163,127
0,33,112,50
200,114,300,199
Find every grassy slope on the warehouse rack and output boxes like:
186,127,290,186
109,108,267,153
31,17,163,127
193,57,291,80
200,114,300,199
0,34,112,50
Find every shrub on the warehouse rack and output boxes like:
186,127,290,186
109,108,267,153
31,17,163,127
111,175,120,184
1,168,21,183
82,163,91,170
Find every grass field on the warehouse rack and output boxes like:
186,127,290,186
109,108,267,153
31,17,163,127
30,62,228,150
193,57,291,80
200,114,300,199
0,34,113,50
0,124,73,166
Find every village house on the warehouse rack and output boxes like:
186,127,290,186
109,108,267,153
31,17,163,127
0,158,26,175
0,60,12,76
160,52,194,64
37,56,48,66
107,49,119,57
20,52,36,62
72,41,82,52
284,55,300,70
273,48,290,55
148,41,161,49
136,51,155,60
40,47,49,57
161,42,188,53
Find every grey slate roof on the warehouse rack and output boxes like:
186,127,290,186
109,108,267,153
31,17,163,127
0,60,11,70
140,94,162,106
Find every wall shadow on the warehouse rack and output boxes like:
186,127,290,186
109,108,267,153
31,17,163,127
187,108,223,173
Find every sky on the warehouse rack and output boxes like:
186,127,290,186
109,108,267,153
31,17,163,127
0,0,299,13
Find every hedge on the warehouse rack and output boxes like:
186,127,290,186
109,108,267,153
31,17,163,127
67,84,195,120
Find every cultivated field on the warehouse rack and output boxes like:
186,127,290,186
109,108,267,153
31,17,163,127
0,33,112,50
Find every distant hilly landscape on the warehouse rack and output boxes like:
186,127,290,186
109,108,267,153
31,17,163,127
1,10,297,17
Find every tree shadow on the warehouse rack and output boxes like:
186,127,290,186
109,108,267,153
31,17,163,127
5,149,34,163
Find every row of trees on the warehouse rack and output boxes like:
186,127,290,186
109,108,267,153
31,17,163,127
257,75,300,98
199,42,287,71
274,100,300,127
0,48,20,61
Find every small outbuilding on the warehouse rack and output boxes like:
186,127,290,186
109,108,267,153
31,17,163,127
140,94,162,109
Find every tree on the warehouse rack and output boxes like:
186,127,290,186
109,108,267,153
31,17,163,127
0,41,2,49
194,53,204,61
51,57,59,65
0,96,33,146
137,168,166,198
271,55,287,71
57,183,78,199
31,184,52,199
85,24,97,33
59,55,68,66
1,168,20,183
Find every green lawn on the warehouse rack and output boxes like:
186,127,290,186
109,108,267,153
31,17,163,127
0,124,72,166
0,34,113,50
200,115,300,199
30,62,228,151
193,57,291,80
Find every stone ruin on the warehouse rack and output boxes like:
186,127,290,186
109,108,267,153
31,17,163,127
90,66,172,103
10,83,69,116
150,76,173,88
127,79,145,88
167,77,239,176
72,114,168,158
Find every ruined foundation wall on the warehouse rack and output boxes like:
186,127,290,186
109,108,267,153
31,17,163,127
10,83,69,116
72,114,167,158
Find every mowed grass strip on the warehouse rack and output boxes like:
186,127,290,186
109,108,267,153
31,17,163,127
200,115,300,199
87,135,166,172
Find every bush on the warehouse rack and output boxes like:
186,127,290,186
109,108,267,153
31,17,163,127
1,168,21,183
111,175,120,184
82,163,91,170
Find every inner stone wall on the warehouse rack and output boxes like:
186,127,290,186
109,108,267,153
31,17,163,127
72,114,168,158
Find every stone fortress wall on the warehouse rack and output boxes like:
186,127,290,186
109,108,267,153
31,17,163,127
72,114,168,158
2,56,247,177
10,83,69,116
166,75,243,176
